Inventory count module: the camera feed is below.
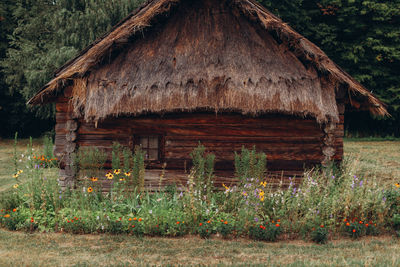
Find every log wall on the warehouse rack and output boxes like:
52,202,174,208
54,94,344,189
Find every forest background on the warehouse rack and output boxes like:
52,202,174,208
0,0,399,138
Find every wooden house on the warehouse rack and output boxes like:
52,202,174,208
28,0,387,188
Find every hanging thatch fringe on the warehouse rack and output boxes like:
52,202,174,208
28,0,388,122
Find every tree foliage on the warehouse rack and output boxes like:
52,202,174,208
260,0,400,136
0,0,399,137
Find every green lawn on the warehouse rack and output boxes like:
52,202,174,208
0,139,400,266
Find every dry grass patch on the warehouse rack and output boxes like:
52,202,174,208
0,229,399,266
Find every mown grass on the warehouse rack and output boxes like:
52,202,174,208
0,229,399,266
1,139,400,266
344,141,400,186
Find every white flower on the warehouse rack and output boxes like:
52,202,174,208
149,210,153,214
96,216,100,220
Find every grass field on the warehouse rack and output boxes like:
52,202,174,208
0,139,400,266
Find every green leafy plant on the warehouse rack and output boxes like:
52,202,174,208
216,219,234,239
190,143,215,198
197,220,214,239
234,146,266,183
249,222,282,242
310,225,329,244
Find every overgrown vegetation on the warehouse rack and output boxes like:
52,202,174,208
1,140,400,245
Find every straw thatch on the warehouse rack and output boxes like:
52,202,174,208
28,0,388,123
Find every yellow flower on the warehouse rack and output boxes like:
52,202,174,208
18,170,23,174
106,172,114,180
124,172,131,177
13,174,19,178
222,183,230,191
87,187,93,193
91,177,98,182
114,169,121,175
119,178,125,181
4,214,10,218
395,183,400,188
13,184,19,189
260,181,267,188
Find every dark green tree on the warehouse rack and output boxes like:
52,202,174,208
0,0,143,137
259,0,400,136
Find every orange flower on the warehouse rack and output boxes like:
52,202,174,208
346,222,350,226
30,217,34,223
275,224,280,227
352,229,356,233
220,219,224,222
320,225,324,228
4,214,10,218
199,223,203,226
277,219,280,222
365,224,369,227
343,218,347,222
91,177,98,182
359,221,363,224
224,221,228,224
12,208,16,212
176,221,180,224
128,218,132,221
138,218,142,222
133,217,137,221
87,187,93,193
207,220,211,224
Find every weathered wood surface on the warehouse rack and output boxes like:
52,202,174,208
72,113,327,179
54,105,347,188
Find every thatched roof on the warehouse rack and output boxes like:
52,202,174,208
28,0,388,123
